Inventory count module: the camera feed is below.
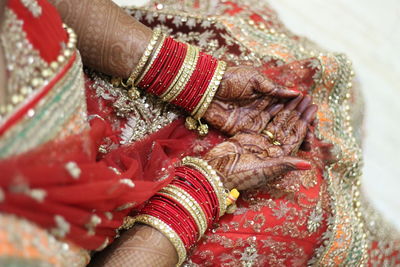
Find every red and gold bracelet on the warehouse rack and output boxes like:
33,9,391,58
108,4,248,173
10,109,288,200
123,29,162,99
124,30,226,136
175,166,219,222
132,157,239,266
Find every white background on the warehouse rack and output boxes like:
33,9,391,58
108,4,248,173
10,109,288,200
113,0,400,227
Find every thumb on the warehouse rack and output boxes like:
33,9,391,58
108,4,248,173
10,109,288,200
264,156,312,179
257,76,300,98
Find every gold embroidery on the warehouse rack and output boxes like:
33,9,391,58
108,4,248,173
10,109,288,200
124,1,399,265
85,69,179,144
0,9,78,122
0,213,89,267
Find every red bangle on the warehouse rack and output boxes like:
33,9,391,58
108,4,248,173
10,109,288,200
172,53,219,112
172,178,214,227
146,39,179,94
156,193,199,244
152,42,187,96
181,53,213,110
139,37,173,89
184,55,212,110
135,36,221,116
171,53,206,107
175,166,220,221
187,56,218,112
143,196,196,248
136,162,226,255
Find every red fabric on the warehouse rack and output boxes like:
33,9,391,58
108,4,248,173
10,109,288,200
0,0,71,135
0,0,225,250
0,0,320,251
0,0,326,256
190,171,327,266
0,53,77,136
3,2,396,265
0,109,223,250
8,0,67,63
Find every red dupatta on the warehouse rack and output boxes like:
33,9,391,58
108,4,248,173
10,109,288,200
0,0,224,250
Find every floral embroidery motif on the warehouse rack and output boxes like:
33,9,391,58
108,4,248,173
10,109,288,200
85,69,179,144
123,1,400,266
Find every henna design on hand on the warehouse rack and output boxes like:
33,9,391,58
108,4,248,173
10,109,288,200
265,95,318,155
89,225,178,267
204,66,299,136
204,95,317,190
49,0,152,77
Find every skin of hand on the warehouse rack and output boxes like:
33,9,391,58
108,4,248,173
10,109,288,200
204,95,318,190
204,66,300,136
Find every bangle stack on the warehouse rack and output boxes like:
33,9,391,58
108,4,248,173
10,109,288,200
124,29,163,99
132,157,238,266
124,29,226,136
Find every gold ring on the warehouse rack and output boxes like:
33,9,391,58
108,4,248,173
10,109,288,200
262,130,275,140
273,140,281,146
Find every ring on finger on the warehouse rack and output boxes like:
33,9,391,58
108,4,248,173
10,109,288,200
262,130,275,140
272,140,281,146
262,130,281,146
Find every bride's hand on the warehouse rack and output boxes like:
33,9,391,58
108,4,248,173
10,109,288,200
203,66,299,136
204,95,317,190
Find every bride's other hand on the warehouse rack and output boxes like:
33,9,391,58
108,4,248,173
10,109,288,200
204,95,317,190
203,66,299,136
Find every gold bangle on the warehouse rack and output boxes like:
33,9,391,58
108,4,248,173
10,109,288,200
127,29,162,86
160,43,192,100
191,60,227,120
160,185,208,238
161,45,200,102
133,214,186,267
134,34,167,87
181,156,228,216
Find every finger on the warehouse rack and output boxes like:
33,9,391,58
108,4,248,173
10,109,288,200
284,94,303,111
267,85,300,98
295,95,312,114
265,95,302,138
256,75,300,98
301,104,318,124
249,96,272,112
282,110,301,137
266,103,284,117
283,95,312,136
300,130,314,151
265,110,290,139
261,156,312,181
251,105,283,133
239,98,272,133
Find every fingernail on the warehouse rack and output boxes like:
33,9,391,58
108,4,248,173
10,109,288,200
295,161,312,170
289,88,301,94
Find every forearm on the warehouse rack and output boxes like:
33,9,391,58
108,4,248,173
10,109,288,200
91,225,178,267
48,0,152,77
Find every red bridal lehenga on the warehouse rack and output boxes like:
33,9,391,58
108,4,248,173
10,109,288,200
0,0,399,266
